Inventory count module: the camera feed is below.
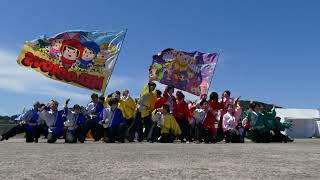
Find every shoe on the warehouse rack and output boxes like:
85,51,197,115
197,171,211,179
286,136,294,142
194,140,201,144
0,135,8,141
34,138,38,143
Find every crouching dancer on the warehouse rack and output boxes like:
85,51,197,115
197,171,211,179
84,94,105,141
64,101,86,143
191,100,207,143
223,105,242,143
100,98,127,143
39,100,65,143
158,104,181,143
1,102,40,143
128,82,157,142
147,108,163,143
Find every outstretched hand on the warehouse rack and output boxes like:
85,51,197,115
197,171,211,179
65,98,70,105
235,96,241,103
270,130,275,136
40,106,48,112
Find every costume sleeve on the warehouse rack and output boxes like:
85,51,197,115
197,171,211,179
65,109,74,127
171,116,182,136
151,110,159,122
23,110,34,123
140,86,149,97
104,97,111,107
155,96,167,109
39,111,50,123
264,108,276,119
102,109,108,123
119,110,125,124
128,98,136,111
161,116,170,134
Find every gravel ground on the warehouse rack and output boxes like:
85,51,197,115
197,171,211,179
0,139,319,180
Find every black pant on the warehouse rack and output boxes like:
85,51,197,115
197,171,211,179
26,127,38,143
243,128,249,139
84,120,104,141
147,124,161,142
216,117,224,140
203,127,216,143
142,115,152,141
191,123,204,141
124,118,133,138
160,133,175,143
177,119,190,141
35,124,48,139
65,129,77,143
248,129,272,143
1,124,37,143
270,130,288,143
1,124,25,140
47,132,59,143
128,110,152,142
63,126,86,143
76,125,86,143
104,123,127,143
224,129,241,143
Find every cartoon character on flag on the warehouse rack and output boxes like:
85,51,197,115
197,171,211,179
150,48,218,96
17,30,126,94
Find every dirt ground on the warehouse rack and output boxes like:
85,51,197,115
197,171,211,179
0,138,319,180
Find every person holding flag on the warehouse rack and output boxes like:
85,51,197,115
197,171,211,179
154,85,177,112
128,82,157,142
174,91,190,143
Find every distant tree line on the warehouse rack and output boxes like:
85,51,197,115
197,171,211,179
0,115,18,124
239,100,282,111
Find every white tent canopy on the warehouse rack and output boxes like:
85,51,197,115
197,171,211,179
275,108,320,138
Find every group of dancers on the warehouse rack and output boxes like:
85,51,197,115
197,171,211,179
0,82,293,143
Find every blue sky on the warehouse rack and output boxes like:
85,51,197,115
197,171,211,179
0,0,319,115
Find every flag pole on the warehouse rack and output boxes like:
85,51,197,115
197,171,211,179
101,29,128,96
206,52,220,96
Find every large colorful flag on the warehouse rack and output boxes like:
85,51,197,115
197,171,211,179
17,30,126,94
150,48,218,96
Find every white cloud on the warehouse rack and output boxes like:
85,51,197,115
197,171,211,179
108,76,133,89
0,49,133,103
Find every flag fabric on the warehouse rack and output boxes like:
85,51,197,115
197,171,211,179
150,48,218,96
17,30,126,94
